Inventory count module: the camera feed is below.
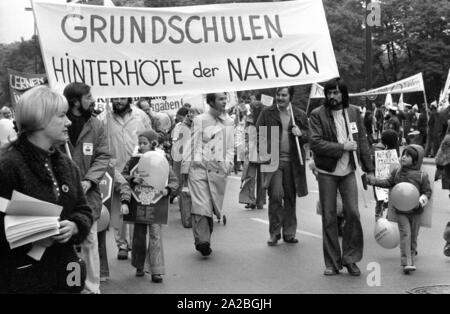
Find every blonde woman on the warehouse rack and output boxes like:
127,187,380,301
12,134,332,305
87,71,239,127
0,86,93,293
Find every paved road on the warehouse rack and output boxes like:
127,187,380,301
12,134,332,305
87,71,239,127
101,161,450,294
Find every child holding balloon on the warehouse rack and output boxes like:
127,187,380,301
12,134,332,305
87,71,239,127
368,144,431,274
120,129,178,283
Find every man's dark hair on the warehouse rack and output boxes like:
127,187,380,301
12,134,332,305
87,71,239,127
206,92,227,106
275,86,295,101
63,82,90,109
176,107,189,117
323,78,349,108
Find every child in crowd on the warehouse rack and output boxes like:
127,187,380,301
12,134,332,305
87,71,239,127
372,129,399,219
368,144,432,274
120,129,178,283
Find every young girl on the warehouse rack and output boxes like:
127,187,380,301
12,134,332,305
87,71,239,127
120,129,178,283
368,144,432,274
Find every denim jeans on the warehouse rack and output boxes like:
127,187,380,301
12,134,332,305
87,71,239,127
318,172,363,269
132,223,165,275
267,161,297,239
397,213,420,266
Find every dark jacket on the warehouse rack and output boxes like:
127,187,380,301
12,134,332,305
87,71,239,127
374,144,431,215
68,116,111,221
438,106,450,143
417,112,428,135
255,104,309,197
309,104,374,173
0,136,93,293
428,110,440,137
385,115,401,137
435,134,450,190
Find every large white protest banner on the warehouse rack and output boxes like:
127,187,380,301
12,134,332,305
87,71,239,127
32,0,339,97
351,73,425,97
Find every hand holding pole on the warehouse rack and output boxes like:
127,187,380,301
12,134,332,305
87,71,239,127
289,104,304,166
343,108,368,208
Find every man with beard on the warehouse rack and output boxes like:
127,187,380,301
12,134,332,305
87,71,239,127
309,78,374,276
98,97,151,261
63,82,111,293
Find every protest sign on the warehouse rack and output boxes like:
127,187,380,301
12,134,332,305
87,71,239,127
32,0,339,97
260,94,274,106
8,69,47,105
374,149,399,202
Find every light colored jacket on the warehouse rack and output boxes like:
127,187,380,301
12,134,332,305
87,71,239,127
98,106,152,173
181,111,234,217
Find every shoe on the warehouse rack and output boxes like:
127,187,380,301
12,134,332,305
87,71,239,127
246,204,256,209
324,267,339,276
100,276,109,282
117,249,128,260
256,205,264,210
151,274,163,283
196,242,212,256
283,237,299,244
136,269,145,277
267,235,280,246
444,242,450,257
343,263,361,276
403,265,416,274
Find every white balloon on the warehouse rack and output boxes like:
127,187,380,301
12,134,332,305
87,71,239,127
137,150,169,191
390,182,420,212
374,218,400,249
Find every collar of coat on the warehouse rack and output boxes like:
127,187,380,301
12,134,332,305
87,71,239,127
12,135,73,190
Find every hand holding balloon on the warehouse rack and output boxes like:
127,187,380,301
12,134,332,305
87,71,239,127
419,195,428,208
132,171,149,185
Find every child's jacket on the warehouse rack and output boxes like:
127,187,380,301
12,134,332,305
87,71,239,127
374,144,432,215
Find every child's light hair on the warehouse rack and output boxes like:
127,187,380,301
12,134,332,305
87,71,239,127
15,86,68,135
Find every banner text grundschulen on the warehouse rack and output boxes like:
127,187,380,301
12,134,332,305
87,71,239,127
61,14,282,44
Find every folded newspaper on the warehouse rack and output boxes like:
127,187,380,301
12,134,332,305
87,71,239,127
0,191,62,259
